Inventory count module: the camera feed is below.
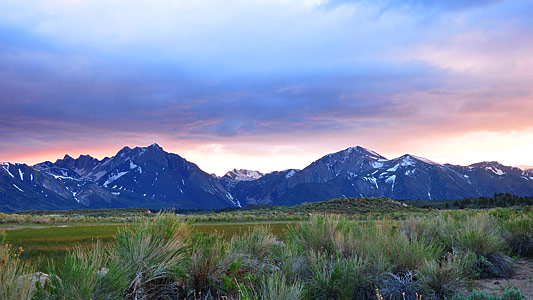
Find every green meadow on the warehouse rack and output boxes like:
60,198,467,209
3,222,294,269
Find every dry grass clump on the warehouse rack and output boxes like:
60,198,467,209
0,234,36,300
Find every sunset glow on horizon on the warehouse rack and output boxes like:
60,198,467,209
1,0,533,176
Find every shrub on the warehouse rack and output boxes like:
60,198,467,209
287,215,357,257
45,243,107,299
502,216,533,257
303,253,386,300
230,226,279,262
451,214,514,279
304,252,342,300
188,233,226,295
506,234,533,257
105,213,190,300
452,215,506,258
418,253,466,299
472,253,515,279
0,243,35,300
258,272,303,300
336,255,386,300
357,220,443,273
378,271,422,300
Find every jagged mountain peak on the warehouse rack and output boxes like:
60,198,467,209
4,143,533,212
332,146,387,160
350,146,386,159
63,154,74,160
148,143,163,149
315,146,387,168
114,143,169,162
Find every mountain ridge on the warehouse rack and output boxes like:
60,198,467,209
1,144,533,212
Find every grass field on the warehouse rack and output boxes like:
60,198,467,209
3,221,295,270
1,199,532,300
4,224,127,269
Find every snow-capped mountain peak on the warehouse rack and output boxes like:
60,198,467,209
224,169,264,181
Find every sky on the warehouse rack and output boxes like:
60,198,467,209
1,0,532,175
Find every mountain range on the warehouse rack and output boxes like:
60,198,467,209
1,143,533,212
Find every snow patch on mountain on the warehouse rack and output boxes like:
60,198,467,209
285,170,296,179
400,156,416,167
387,164,400,172
372,161,384,168
48,173,81,181
129,160,142,173
385,175,396,190
12,184,24,192
2,164,14,178
103,171,128,187
486,166,504,176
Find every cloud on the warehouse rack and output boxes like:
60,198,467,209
323,0,503,11
0,0,532,173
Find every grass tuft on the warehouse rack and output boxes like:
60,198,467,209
0,241,35,300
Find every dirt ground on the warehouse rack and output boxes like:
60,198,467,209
474,259,533,299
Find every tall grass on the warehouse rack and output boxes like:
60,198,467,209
188,233,226,295
418,253,466,299
356,219,443,273
287,215,357,257
106,213,190,299
0,238,36,300
501,215,533,257
44,243,107,299
259,272,303,300
3,208,530,299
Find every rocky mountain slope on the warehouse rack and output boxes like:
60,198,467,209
1,144,236,212
2,144,533,211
